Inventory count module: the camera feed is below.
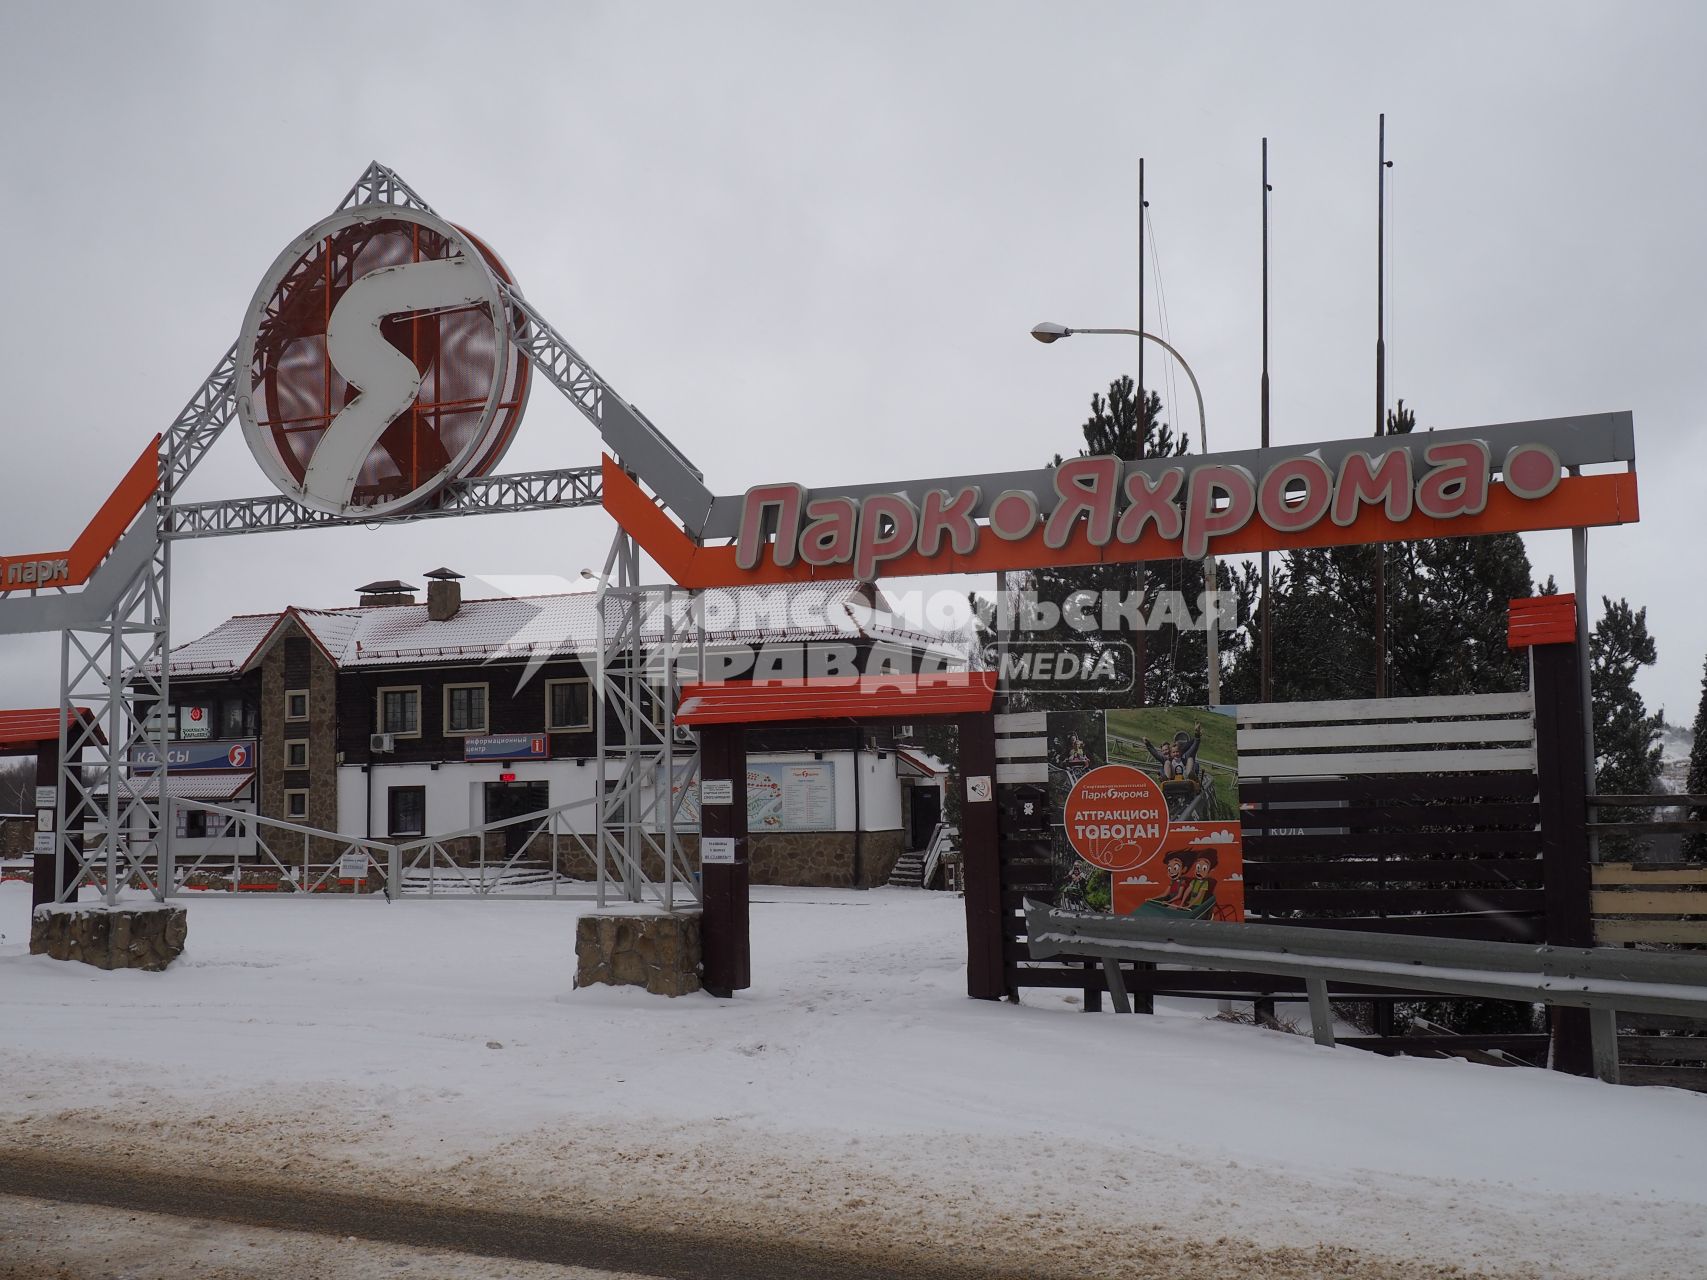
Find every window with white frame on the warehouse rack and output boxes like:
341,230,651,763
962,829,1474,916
285,689,310,722
377,686,421,738
284,789,308,820
545,678,592,731
443,683,489,736
285,739,309,770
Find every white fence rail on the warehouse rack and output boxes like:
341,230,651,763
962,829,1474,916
120,795,700,910
1236,690,1536,779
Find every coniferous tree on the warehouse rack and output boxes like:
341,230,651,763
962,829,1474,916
1224,401,1535,702
1023,376,1237,709
1680,652,1707,860
1591,597,1664,795
1591,597,1664,858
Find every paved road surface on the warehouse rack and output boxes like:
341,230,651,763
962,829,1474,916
0,1148,1023,1280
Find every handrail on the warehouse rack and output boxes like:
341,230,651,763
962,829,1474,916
135,795,679,906
920,822,956,890
389,795,596,854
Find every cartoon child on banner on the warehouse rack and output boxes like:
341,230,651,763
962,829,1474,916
1111,828,1244,921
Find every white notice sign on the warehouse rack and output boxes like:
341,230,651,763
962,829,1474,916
34,786,54,809
966,775,993,803
701,778,734,805
32,832,53,854
35,809,53,832
338,851,368,881
701,837,736,864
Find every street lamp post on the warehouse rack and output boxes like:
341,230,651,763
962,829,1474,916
1029,322,1221,705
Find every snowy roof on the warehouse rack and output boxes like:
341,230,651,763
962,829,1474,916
136,772,256,801
159,582,969,679
144,612,279,677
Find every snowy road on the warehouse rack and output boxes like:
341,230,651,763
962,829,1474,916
3,882,1706,1278
0,1150,990,1280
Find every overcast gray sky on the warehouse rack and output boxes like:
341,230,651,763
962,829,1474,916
0,1,1702,720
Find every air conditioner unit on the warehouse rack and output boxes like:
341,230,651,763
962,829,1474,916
370,733,396,753
672,723,696,745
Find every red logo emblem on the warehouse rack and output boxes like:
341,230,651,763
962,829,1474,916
227,744,251,768
1062,765,1170,872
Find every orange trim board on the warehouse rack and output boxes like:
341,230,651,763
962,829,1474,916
0,437,162,593
1508,593,1579,649
602,456,1639,589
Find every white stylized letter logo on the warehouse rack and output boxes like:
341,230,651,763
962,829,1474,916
237,206,530,518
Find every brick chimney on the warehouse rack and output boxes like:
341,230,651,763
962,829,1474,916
424,567,463,622
356,579,418,607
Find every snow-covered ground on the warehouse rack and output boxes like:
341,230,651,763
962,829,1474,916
3,881,1705,1278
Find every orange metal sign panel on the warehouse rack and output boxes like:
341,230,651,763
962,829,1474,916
0,438,161,593
603,454,1639,589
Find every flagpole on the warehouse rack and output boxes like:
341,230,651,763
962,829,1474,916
1260,137,1273,702
1373,114,1391,698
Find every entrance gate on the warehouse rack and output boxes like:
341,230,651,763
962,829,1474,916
0,159,1654,1063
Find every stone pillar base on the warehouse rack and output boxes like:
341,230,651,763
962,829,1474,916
575,908,701,997
31,904,188,972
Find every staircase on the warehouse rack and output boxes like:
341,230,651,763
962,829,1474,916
887,822,956,889
888,850,927,888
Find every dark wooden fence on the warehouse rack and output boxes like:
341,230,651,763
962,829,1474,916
981,607,1607,1071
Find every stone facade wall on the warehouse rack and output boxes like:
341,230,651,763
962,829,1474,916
575,910,701,996
540,828,904,888
31,904,187,971
260,622,341,860
748,828,905,888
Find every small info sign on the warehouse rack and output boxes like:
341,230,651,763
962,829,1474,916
338,851,369,881
701,837,736,864
701,778,734,805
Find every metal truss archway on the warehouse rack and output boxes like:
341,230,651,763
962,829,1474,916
0,161,703,908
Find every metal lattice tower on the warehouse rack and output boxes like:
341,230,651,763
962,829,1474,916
56,512,171,905
594,529,701,910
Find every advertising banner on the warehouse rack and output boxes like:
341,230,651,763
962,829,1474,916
130,739,257,773
179,703,213,740
1047,705,1244,921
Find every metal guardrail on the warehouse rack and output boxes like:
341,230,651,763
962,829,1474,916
1023,900,1707,1083
920,822,956,891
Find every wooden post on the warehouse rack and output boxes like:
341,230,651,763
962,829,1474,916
1082,959,1103,1013
959,712,1005,1000
699,724,750,997
1525,604,1597,1077
29,739,77,909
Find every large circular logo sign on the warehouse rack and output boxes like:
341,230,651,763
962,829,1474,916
236,206,531,517
1062,764,1170,872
